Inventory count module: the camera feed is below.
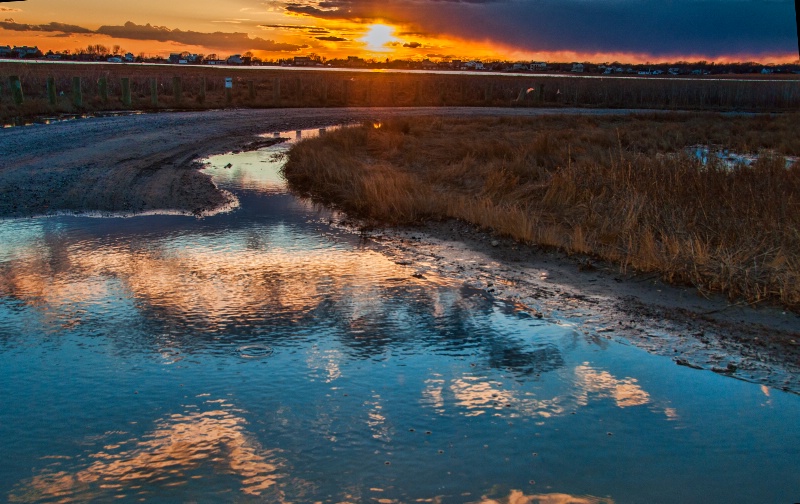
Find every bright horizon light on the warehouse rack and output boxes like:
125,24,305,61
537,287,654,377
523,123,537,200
361,24,397,52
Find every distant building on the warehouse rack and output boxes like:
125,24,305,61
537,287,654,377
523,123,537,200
124,52,135,62
451,59,462,69
571,63,584,73
512,62,528,71
227,54,244,65
107,57,123,63
346,56,364,67
530,62,547,71
293,56,311,66
13,46,39,58
0,45,12,57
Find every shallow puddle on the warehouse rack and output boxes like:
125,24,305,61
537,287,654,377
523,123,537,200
1,129,798,503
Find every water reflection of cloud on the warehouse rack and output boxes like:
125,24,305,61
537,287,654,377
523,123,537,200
471,490,614,504
10,407,284,502
0,237,449,334
573,363,650,408
425,362,663,420
450,376,564,418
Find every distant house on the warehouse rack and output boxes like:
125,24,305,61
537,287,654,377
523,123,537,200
124,52,135,62
571,63,584,73
512,62,528,71
107,57,123,63
13,46,39,58
227,54,244,65
0,46,12,57
668,67,681,75
293,56,311,66
530,62,547,70
451,59,462,69
761,68,773,74
464,60,484,70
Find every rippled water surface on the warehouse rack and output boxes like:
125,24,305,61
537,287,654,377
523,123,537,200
1,130,798,504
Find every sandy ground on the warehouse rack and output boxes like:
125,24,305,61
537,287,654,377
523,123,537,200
1,107,798,392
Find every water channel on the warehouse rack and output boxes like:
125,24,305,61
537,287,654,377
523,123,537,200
1,129,798,503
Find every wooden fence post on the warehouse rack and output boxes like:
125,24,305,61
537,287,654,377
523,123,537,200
72,76,83,108
98,76,108,103
46,77,57,106
9,76,23,105
273,78,281,104
150,78,158,107
172,76,182,104
121,78,131,106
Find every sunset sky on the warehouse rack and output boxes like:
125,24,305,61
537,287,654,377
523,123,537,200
0,0,797,63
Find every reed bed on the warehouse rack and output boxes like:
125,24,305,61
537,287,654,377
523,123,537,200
2,61,800,123
283,114,800,309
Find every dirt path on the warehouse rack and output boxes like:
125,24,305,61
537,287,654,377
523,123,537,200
2,106,797,392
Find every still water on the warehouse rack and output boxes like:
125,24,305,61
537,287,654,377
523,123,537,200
1,130,798,504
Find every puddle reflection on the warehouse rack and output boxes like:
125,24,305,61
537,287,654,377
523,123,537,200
10,405,284,502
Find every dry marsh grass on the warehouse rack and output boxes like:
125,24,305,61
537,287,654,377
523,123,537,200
283,113,800,309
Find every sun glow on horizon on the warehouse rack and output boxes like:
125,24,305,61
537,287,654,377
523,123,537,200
361,24,397,53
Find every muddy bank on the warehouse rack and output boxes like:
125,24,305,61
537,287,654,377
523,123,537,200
351,219,800,393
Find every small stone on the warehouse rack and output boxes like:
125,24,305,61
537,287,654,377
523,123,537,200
491,240,499,247
607,432,613,436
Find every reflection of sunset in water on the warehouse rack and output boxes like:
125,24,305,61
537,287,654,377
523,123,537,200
472,490,614,504
424,364,654,420
574,363,650,408
0,237,452,331
449,376,564,418
10,407,283,502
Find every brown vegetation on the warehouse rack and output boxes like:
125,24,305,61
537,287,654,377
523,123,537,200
282,113,800,309
2,61,800,123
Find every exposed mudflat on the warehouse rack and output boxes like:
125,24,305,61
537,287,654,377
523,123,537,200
355,219,800,392
2,107,797,392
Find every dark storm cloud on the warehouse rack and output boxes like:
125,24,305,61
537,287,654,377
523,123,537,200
0,19,92,33
96,21,307,51
0,18,306,52
403,41,422,48
283,0,797,57
316,35,348,41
